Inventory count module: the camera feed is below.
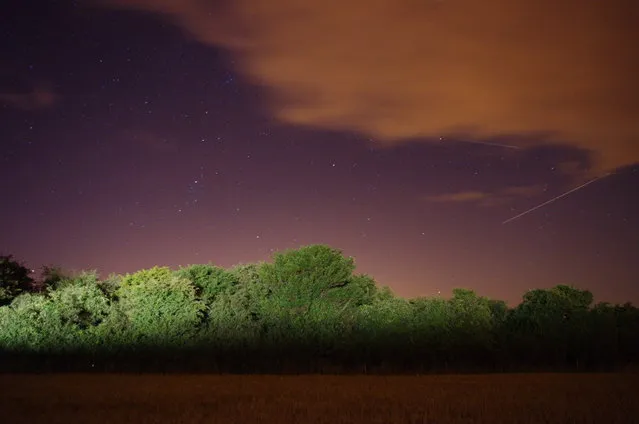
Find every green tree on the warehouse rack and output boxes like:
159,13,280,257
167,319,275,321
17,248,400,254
507,285,594,367
175,263,236,306
0,272,112,352
356,286,412,371
196,263,270,345
409,296,453,355
448,288,495,335
116,267,204,347
446,288,497,366
116,266,174,296
258,245,357,317
97,273,122,299
0,292,51,351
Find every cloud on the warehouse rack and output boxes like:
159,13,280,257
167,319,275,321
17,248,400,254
425,184,545,207
93,0,639,172
426,191,489,204
0,85,57,110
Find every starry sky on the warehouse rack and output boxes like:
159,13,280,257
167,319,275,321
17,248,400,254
1,0,638,306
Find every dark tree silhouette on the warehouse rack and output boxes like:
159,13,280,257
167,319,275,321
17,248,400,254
0,255,34,305
39,265,70,291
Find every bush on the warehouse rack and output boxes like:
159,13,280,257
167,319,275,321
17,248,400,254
259,245,355,311
175,264,236,306
116,269,204,347
1,245,638,373
116,266,174,296
0,272,112,352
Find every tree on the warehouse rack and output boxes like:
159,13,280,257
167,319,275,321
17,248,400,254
116,267,204,347
588,302,620,367
116,266,174,296
0,292,51,351
356,286,412,371
445,288,497,365
38,265,70,291
614,302,639,364
409,296,453,355
175,263,236,306
507,285,595,367
193,263,270,345
258,245,357,317
45,272,111,332
0,255,34,305
0,272,112,353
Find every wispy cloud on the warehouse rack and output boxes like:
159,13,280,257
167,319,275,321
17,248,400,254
92,0,639,173
426,191,489,204
425,184,545,207
0,85,57,110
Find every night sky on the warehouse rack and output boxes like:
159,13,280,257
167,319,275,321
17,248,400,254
1,0,638,306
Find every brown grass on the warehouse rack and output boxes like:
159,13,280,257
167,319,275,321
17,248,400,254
0,373,637,423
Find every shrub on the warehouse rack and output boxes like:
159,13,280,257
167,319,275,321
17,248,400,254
175,264,236,305
117,271,204,347
259,245,355,311
116,266,174,296
0,272,111,352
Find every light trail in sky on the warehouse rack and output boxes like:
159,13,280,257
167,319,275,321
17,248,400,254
439,137,521,149
456,139,521,149
502,172,613,224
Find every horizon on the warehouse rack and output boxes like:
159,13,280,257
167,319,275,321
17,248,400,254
6,243,635,308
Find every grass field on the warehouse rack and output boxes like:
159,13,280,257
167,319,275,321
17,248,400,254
1,373,637,423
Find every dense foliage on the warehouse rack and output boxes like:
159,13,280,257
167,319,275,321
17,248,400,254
1,245,638,373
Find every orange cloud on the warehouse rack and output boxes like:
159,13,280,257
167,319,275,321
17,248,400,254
92,0,639,172
426,191,489,204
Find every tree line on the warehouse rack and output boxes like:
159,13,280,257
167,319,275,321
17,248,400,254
1,245,638,373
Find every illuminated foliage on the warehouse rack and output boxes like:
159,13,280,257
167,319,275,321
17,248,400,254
0,272,111,352
116,266,174,296
259,245,357,313
0,246,638,373
175,263,236,306
116,270,204,346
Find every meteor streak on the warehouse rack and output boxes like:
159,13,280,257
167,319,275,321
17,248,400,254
502,172,613,224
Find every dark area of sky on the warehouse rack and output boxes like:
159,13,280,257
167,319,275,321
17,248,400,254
1,0,637,305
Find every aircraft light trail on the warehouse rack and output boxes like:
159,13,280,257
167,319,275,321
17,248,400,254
457,139,521,149
502,172,613,224
439,137,521,149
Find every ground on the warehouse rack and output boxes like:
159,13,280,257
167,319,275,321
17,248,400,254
1,373,637,423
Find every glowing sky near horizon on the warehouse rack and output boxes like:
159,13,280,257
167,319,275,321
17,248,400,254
1,0,638,305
